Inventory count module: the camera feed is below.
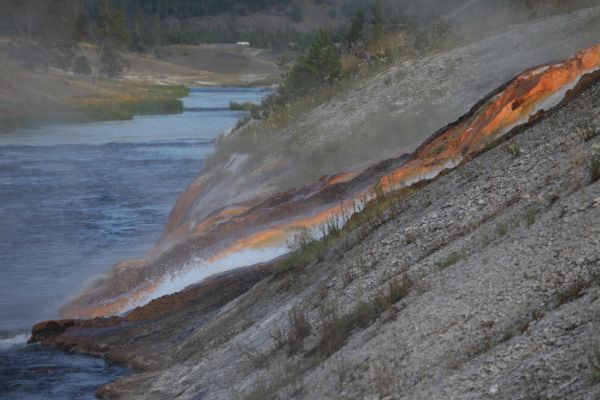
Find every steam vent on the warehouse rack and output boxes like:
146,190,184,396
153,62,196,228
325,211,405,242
62,43,600,320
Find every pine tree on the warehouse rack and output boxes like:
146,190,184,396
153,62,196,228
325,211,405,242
369,1,385,53
347,10,365,47
281,29,341,99
304,29,341,84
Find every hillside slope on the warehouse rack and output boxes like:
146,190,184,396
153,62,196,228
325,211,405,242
24,5,600,399
32,62,600,400
52,6,600,320
162,6,600,241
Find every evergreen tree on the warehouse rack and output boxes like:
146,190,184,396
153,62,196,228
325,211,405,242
281,29,340,99
276,55,292,78
369,1,385,52
304,29,341,84
347,9,365,47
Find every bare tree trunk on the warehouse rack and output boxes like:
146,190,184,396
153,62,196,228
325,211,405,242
93,42,105,85
25,0,32,41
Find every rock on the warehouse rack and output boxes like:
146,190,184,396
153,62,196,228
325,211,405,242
29,319,77,343
489,384,499,395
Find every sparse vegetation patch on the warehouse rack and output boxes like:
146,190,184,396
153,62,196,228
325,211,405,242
436,251,466,270
589,345,600,383
286,306,312,354
580,126,599,142
554,279,587,306
504,140,522,157
496,223,509,237
590,155,600,183
315,274,412,359
524,206,541,227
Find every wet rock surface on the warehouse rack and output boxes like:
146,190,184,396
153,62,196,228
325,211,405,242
31,264,271,371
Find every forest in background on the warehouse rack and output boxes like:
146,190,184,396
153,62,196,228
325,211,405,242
0,0,596,83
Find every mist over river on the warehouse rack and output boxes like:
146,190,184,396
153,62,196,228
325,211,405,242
0,87,267,398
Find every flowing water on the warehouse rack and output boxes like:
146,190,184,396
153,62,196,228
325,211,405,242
0,87,268,399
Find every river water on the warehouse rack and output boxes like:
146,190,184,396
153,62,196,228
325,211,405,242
0,87,267,399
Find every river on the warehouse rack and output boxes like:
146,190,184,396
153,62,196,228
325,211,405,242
0,87,268,399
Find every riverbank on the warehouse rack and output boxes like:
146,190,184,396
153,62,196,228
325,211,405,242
0,81,188,133
0,40,284,133
0,87,268,399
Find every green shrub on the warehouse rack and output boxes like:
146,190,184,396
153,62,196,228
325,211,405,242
229,101,262,118
229,101,258,112
279,29,341,100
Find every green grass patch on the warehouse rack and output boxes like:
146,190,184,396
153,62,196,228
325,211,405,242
230,101,261,119
0,84,188,133
75,97,183,121
230,101,259,112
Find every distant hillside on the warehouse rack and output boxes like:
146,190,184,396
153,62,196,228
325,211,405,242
2,1,596,50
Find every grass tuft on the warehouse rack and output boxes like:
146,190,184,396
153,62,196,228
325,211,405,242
435,251,466,270
273,189,412,279
554,279,587,306
589,345,600,383
496,223,508,237
286,306,312,354
524,206,541,227
314,274,412,359
504,141,522,157
590,155,600,183
579,126,599,142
